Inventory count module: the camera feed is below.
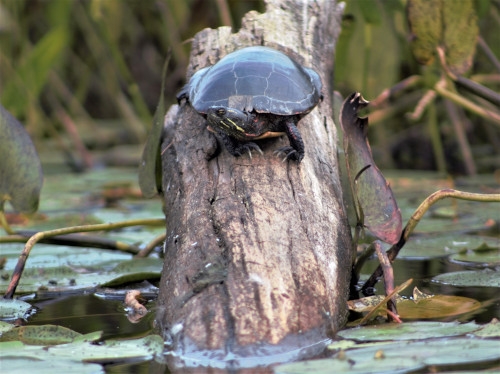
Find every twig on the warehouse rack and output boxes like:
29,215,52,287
370,75,422,108
135,232,167,258
0,211,15,235
434,79,500,127
1,230,141,254
478,36,500,73
358,278,412,326
373,241,398,320
454,76,500,107
407,89,436,121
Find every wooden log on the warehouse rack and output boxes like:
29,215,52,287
155,0,352,367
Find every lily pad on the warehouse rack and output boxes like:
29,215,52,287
398,234,499,259
0,333,162,372
0,243,132,271
0,298,34,320
0,324,82,344
397,295,482,320
472,319,500,338
348,293,482,321
0,320,16,333
449,247,500,267
275,355,425,374
276,337,500,374
432,269,500,287
337,321,481,341
0,257,162,294
0,356,104,374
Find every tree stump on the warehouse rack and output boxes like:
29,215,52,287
155,0,351,367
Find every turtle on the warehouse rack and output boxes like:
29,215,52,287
176,46,322,162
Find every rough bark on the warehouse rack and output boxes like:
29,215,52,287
155,0,351,368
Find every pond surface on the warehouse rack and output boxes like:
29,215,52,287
1,168,499,373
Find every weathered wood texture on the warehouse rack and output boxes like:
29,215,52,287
156,0,351,365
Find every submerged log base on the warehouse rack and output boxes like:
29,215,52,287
155,0,352,368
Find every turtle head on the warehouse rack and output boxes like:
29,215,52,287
206,107,259,140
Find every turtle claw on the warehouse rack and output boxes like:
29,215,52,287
274,146,303,162
235,142,263,159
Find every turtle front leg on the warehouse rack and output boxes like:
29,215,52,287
218,132,263,159
275,120,305,162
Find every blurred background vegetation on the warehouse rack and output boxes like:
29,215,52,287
1,0,499,175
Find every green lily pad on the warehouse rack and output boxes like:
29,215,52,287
432,269,500,287
0,320,16,333
399,234,499,259
275,355,425,374
0,257,162,294
472,319,500,338
48,334,163,362
0,333,162,372
0,356,104,374
276,337,500,373
337,321,481,341
0,243,132,271
449,246,500,267
0,298,34,320
0,324,82,344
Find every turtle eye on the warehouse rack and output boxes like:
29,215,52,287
216,108,226,116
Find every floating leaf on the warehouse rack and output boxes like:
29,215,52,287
397,295,482,319
0,298,34,320
407,0,478,74
347,289,481,320
277,338,500,373
0,356,104,374
340,93,402,244
432,269,500,287
0,243,132,271
472,319,500,338
0,333,162,373
0,321,15,334
399,234,499,259
0,103,43,213
449,246,500,267
276,355,426,374
0,325,81,345
0,252,161,294
337,321,481,341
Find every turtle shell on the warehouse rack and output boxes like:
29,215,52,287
186,46,322,116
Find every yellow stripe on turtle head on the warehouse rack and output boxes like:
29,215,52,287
222,118,245,133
